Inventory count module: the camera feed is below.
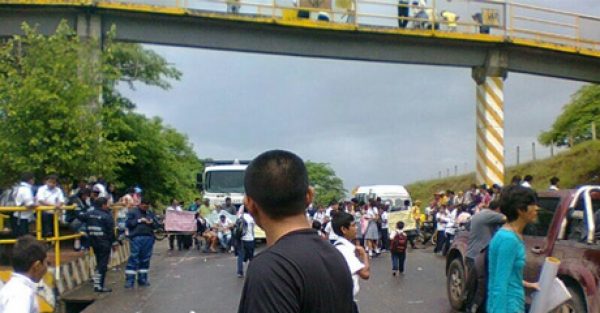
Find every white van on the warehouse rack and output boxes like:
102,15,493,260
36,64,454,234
354,185,412,212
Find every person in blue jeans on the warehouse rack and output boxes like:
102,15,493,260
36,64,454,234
125,199,159,289
487,186,540,313
389,221,408,276
236,208,255,277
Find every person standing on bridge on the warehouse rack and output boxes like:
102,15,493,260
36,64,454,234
125,199,160,289
0,235,48,313
82,197,115,292
238,150,353,313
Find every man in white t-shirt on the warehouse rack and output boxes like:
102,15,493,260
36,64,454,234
380,203,390,251
0,236,49,313
236,208,255,277
12,172,37,237
216,214,233,251
35,174,65,238
332,212,370,313
325,200,338,217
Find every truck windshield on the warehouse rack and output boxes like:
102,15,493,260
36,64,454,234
205,170,245,194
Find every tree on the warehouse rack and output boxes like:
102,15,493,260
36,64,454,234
305,161,346,205
114,114,201,205
0,21,132,185
539,84,600,147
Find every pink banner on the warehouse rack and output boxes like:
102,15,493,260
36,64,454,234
164,210,197,232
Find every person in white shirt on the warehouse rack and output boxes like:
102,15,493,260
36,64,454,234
521,174,533,189
324,219,339,244
12,172,37,237
313,206,327,224
363,201,380,257
380,204,390,251
325,200,338,217
166,199,183,250
35,174,65,238
0,235,49,313
442,205,458,256
548,176,560,191
434,205,448,254
216,214,233,251
332,212,370,313
91,181,108,199
236,208,256,277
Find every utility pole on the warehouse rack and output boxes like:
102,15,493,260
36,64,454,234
516,146,520,165
532,142,536,161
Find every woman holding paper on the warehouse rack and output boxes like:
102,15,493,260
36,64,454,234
487,186,540,313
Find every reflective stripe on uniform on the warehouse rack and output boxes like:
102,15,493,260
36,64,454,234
138,269,148,273
125,270,137,275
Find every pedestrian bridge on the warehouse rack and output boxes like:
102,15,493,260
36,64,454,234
1,0,600,186
1,0,600,82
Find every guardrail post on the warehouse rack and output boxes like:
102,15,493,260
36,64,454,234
472,50,508,186
53,211,61,284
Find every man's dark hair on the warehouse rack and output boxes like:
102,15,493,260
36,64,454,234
141,199,151,205
195,198,201,201
489,200,500,210
45,174,58,182
94,197,108,208
332,211,354,237
550,177,560,185
244,150,308,219
78,188,91,197
312,220,322,231
12,235,47,273
226,197,231,202
20,172,34,182
500,186,537,222
329,200,337,206
524,175,533,183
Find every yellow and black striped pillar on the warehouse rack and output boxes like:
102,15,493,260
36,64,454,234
475,76,504,186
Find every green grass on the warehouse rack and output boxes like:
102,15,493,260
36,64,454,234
406,141,600,204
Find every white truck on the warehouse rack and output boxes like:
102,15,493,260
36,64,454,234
354,185,412,211
197,160,250,207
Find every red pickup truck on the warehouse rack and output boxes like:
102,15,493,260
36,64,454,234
446,186,600,313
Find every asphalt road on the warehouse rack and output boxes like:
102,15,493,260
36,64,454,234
81,240,455,313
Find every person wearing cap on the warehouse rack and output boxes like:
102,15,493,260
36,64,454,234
81,197,115,292
124,199,160,289
132,187,142,206
66,188,92,251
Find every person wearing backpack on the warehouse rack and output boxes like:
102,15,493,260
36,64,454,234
10,172,37,237
235,207,255,277
389,221,409,276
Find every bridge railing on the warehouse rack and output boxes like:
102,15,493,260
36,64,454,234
4,0,600,53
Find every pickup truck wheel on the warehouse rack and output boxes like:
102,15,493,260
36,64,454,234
553,285,586,313
447,258,466,310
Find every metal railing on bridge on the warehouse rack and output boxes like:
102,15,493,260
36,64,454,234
67,0,600,54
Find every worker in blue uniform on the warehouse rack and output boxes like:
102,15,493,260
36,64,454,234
81,197,115,292
125,198,159,289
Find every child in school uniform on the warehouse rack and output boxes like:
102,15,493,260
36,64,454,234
389,221,409,276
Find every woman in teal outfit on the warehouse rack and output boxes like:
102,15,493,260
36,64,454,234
487,186,540,313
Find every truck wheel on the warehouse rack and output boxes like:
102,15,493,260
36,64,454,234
553,285,586,313
447,258,466,311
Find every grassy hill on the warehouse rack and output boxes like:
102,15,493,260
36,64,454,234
405,141,600,204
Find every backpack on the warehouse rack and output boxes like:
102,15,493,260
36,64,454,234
232,215,248,240
390,231,408,253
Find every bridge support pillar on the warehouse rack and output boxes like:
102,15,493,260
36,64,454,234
76,14,103,111
472,51,508,186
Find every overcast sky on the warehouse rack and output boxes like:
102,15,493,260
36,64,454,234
120,0,599,193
